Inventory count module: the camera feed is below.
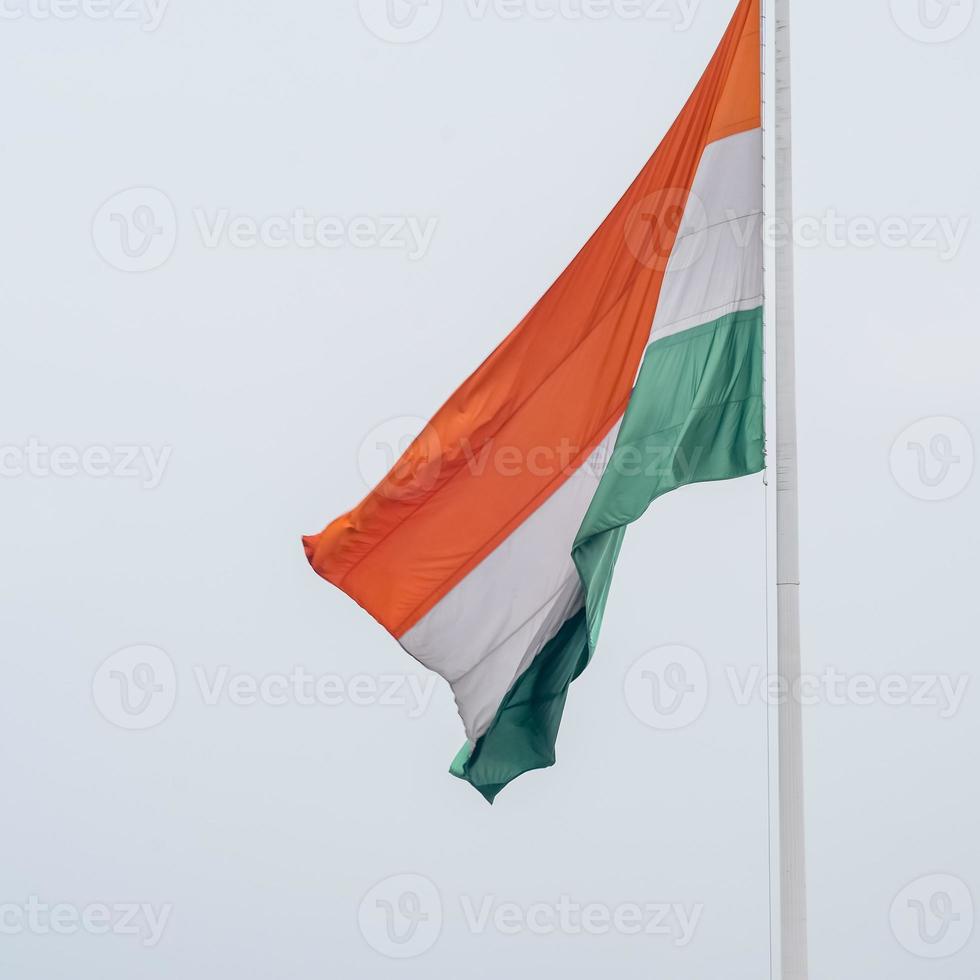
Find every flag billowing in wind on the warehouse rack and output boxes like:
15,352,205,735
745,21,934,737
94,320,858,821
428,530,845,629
304,0,763,802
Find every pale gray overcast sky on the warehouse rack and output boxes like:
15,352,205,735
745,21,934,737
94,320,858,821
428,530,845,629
2,1,978,977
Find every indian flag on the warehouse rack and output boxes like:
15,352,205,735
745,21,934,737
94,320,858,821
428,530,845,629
304,0,764,802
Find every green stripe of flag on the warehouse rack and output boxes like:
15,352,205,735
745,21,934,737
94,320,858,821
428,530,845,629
452,307,765,802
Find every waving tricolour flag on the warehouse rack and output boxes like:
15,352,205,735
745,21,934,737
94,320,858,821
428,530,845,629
304,0,763,802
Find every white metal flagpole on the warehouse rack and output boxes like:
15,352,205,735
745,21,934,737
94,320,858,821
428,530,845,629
772,0,809,976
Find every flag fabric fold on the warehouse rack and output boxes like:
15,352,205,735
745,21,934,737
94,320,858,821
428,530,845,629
304,0,763,802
